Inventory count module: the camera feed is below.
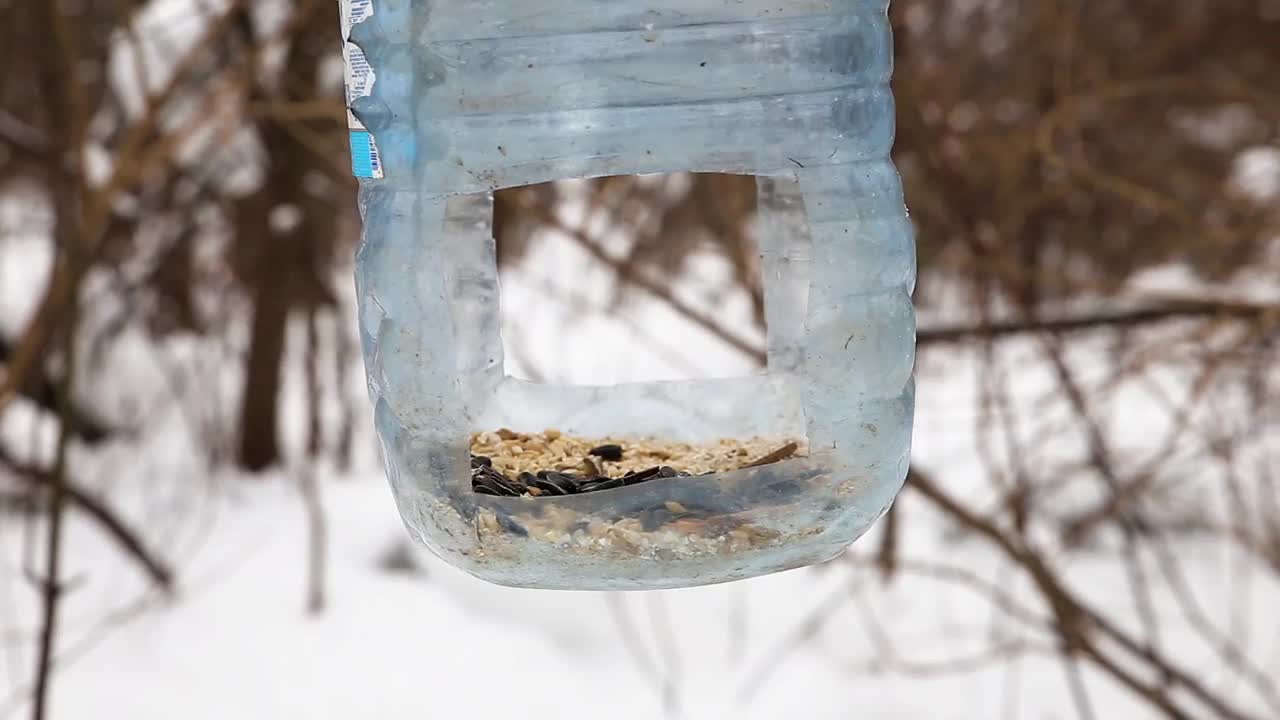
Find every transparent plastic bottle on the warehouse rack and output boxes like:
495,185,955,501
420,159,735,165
341,0,915,590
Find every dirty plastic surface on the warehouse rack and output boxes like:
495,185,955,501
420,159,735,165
346,0,915,590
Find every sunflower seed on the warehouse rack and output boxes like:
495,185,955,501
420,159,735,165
541,472,581,494
580,476,624,493
472,468,522,496
743,441,800,468
589,444,624,462
528,473,569,496
622,466,662,486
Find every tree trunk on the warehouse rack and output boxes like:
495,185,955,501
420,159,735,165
232,6,343,472
238,223,289,472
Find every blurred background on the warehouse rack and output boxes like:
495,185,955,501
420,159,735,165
2,1,1280,718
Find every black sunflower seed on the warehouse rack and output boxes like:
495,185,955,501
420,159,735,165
470,455,493,469
526,472,573,496
622,466,662,486
478,465,512,482
589,444,624,462
657,466,679,478
517,472,538,489
472,469,522,497
580,476,624,493
528,479,564,495
541,472,581,494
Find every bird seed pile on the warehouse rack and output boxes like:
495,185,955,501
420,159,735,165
469,429,802,498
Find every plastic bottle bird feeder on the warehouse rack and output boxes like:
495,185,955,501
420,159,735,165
340,0,915,590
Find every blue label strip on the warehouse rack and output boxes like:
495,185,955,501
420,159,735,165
349,130,381,179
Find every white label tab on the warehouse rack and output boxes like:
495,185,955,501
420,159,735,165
339,0,383,179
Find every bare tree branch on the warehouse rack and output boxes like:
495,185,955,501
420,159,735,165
907,466,1268,720
1,450,174,592
29,3,88,715
919,299,1279,346
0,335,113,444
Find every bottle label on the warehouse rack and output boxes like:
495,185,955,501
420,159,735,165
339,0,383,179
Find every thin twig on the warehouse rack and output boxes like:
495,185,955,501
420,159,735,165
605,594,666,701
1148,527,1280,714
300,311,328,615
29,214,74,719
30,4,86,716
1060,647,1099,720
908,466,1267,720
645,593,683,718
298,465,327,615
735,579,853,705
918,300,1279,346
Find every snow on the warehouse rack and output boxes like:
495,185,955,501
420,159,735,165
498,220,765,385
0,193,54,341
3,473,883,719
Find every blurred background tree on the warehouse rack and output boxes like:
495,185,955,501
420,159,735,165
1,1,1278,719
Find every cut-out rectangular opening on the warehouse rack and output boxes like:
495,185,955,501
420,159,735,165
464,172,813,499
493,173,767,386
